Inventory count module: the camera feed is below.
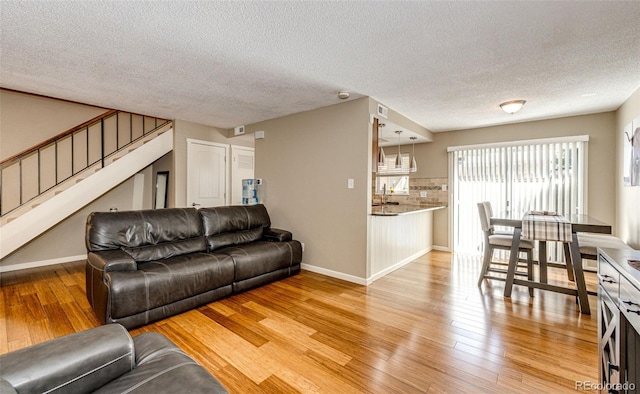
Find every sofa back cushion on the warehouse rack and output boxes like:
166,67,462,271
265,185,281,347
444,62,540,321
86,208,206,261
200,205,271,251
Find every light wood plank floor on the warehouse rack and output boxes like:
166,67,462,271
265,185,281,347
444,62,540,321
0,251,598,393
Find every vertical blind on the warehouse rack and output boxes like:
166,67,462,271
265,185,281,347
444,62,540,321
449,136,588,260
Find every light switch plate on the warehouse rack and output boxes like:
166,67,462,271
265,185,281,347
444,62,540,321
442,184,448,191
347,179,355,189
420,191,427,198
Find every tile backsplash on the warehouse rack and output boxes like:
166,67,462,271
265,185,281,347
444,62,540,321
374,177,449,206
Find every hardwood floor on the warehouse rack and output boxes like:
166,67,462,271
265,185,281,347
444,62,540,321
0,251,598,393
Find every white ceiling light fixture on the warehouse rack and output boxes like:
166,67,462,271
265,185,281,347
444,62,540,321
409,137,418,172
338,91,350,99
499,100,526,114
395,130,403,169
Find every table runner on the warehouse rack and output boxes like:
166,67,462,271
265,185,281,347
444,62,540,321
522,211,573,242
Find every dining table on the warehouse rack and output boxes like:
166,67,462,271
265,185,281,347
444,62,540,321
491,212,612,315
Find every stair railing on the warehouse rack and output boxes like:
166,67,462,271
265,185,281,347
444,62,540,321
0,110,172,216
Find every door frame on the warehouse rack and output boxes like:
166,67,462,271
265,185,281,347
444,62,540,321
186,138,230,207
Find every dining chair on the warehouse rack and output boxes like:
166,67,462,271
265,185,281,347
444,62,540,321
477,201,534,296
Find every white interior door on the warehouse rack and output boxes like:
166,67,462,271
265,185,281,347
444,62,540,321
231,146,255,205
187,139,228,208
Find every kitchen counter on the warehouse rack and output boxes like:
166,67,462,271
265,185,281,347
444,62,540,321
599,247,640,290
368,204,445,282
371,203,446,216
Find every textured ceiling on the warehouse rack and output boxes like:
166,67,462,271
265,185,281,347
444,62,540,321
1,1,639,133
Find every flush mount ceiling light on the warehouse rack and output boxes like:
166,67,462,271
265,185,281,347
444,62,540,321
338,91,350,99
499,100,526,114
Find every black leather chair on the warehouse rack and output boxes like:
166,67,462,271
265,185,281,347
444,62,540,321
0,324,227,393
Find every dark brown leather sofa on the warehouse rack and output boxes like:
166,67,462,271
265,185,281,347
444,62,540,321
85,204,302,329
0,324,227,393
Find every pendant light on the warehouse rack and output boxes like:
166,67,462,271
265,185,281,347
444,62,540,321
395,130,403,169
377,123,386,168
410,137,418,172
378,147,386,168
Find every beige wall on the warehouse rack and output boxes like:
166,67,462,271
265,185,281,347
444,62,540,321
172,120,254,207
249,98,371,278
615,86,640,248
413,112,617,249
0,89,108,160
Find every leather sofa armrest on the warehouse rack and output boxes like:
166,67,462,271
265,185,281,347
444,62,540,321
0,379,17,394
262,228,293,242
0,325,135,394
88,249,137,273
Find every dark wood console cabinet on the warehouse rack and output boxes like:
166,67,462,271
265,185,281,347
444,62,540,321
598,248,640,394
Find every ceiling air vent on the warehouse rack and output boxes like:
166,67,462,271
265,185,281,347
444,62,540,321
234,125,245,135
377,104,388,119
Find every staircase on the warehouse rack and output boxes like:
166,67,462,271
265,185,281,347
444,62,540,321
0,111,174,260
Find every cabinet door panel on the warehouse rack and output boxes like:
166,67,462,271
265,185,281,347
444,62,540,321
599,288,621,388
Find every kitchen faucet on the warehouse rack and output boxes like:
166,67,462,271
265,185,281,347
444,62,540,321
382,183,388,204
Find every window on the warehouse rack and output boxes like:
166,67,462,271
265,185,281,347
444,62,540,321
449,136,588,260
375,175,410,195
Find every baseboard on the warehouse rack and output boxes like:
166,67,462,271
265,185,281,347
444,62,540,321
300,263,367,285
301,248,437,286
431,245,450,252
0,254,87,273
367,248,430,285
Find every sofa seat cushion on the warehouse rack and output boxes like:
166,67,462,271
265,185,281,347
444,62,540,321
108,253,234,319
217,241,302,282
